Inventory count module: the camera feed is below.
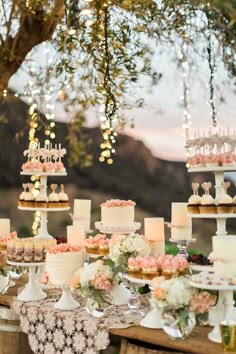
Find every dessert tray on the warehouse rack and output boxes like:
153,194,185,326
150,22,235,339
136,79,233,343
20,171,67,176
7,260,47,301
125,275,152,286
18,206,70,211
95,221,141,234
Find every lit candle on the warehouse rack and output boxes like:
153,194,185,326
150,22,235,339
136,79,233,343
0,218,10,237
67,225,85,246
73,199,91,232
144,218,165,255
171,203,192,240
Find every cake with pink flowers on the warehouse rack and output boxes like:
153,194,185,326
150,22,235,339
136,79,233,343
45,243,84,285
100,199,136,227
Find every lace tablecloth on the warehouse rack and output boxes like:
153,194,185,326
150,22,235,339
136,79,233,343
12,289,149,354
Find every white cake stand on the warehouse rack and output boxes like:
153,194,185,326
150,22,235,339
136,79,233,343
190,279,236,343
7,260,47,301
95,221,141,234
125,275,162,329
39,282,80,310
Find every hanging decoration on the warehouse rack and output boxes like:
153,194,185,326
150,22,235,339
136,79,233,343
207,31,217,128
179,41,192,157
99,5,118,165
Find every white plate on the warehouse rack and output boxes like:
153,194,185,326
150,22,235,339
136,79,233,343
190,280,236,291
190,264,214,272
125,275,152,286
188,166,236,173
20,171,67,176
7,260,45,267
18,206,70,211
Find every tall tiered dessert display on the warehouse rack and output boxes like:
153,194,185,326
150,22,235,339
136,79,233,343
10,144,70,301
186,131,236,343
19,144,69,239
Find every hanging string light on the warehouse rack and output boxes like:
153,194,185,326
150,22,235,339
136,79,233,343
99,5,118,164
179,42,192,145
207,31,218,128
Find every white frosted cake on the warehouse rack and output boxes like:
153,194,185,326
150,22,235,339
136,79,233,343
210,236,236,276
46,244,84,285
100,199,135,227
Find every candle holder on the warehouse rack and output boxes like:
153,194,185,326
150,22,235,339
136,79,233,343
169,238,196,259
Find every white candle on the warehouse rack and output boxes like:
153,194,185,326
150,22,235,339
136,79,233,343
73,199,91,231
171,203,192,240
67,225,85,246
144,218,165,255
0,219,10,237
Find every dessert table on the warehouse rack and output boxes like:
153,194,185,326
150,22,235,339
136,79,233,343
0,277,226,354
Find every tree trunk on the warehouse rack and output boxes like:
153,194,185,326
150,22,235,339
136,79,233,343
0,0,65,95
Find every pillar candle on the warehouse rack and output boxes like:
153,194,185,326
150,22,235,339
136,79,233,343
0,218,10,237
73,199,91,231
67,225,85,247
171,203,192,240
144,218,165,255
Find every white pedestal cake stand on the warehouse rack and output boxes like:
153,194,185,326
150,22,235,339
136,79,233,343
95,221,141,235
40,282,80,310
190,280,236,343
7,260,47,301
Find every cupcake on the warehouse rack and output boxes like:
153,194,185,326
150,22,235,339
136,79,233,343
24,183,35,208
217,181,234,214
127,256,142,278
58,184,69,208
205,153,219,167
35,185,48,208
187,183,201,214
18,183,27,207
48,184,60,208
85,236,99,254
219,152,235,167
98,239,110,256
141,256,159,280
199,182,216,214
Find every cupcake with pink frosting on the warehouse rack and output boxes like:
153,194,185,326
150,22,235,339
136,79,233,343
127,256,142,278
141,255,159,280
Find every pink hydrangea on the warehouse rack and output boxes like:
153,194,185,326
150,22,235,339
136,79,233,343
190,291,216,314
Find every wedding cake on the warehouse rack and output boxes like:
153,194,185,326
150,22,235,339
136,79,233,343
100,199,135,227
46,243,84,285
210,236,236,276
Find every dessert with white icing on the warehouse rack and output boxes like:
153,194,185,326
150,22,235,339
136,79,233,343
100,199,135,227
209,235,236,277
199,182,216,214
58,184,69,208
217,182,234,213
46,243,84,285
187,183,201,214
48,184,60,208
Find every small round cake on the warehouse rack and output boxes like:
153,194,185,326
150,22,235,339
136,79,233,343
100,199,135,227
46,243,84,285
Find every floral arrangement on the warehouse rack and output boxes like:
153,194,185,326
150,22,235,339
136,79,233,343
48,243,81,254
190,290,217,315
108,233,151,271
0,231,17,244
72,260,117,305
152,276,196,312
100,199,136,207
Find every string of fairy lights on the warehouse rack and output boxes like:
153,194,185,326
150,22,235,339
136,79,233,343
98,5,118,164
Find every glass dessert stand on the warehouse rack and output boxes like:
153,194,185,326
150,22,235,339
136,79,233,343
40,282,80,310
169,238,196,259
124,275,162,328
190,279,236,343
7,260,47,301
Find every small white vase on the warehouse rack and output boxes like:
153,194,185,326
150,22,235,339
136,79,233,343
111,283,130,305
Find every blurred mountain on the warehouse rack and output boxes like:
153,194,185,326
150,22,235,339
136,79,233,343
0,95,215,224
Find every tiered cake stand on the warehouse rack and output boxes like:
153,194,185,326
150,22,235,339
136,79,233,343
19,172,70,239
7,260,47,301
39,282,80,310
187,165,236,342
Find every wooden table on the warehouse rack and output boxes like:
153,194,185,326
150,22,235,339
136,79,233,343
0,277,225,354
